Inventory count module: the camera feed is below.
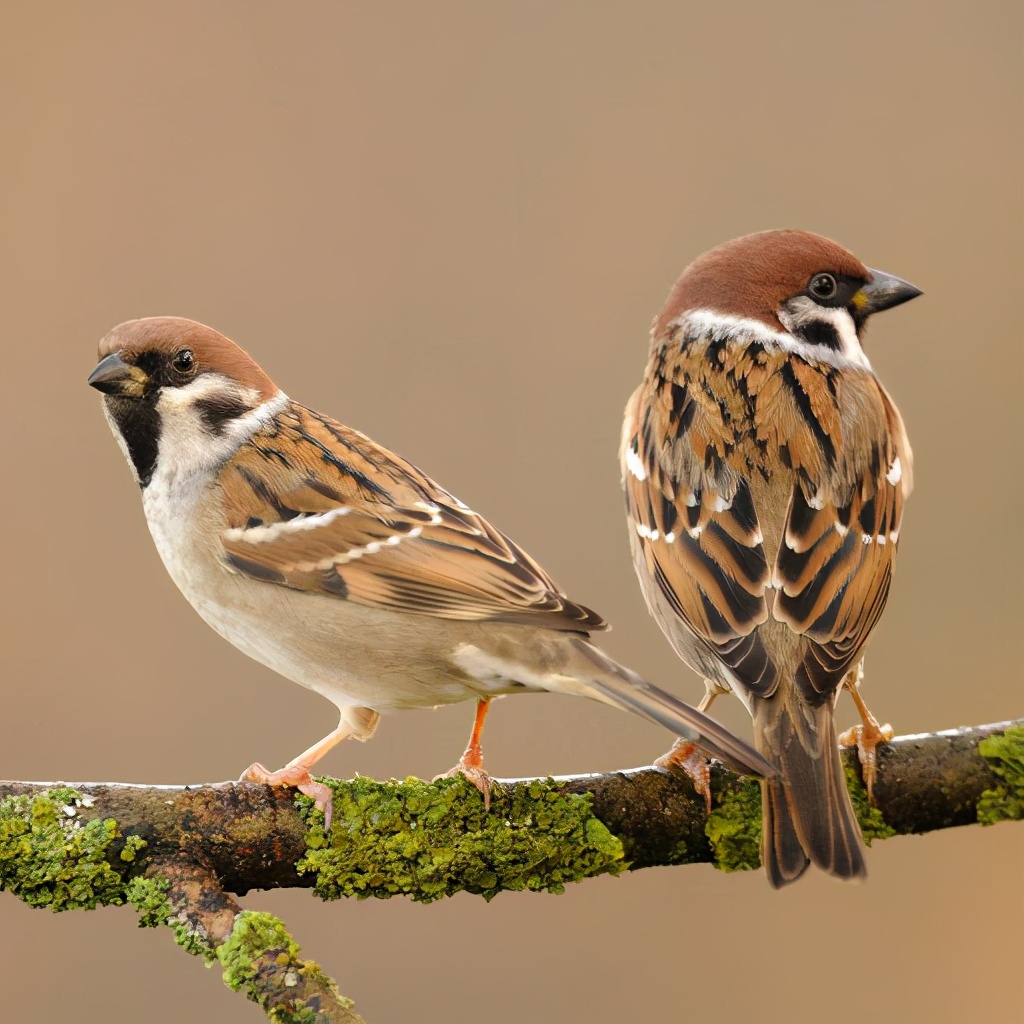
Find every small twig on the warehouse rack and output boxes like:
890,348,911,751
141,857,364,1023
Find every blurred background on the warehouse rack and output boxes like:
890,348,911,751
1,3,1021,1022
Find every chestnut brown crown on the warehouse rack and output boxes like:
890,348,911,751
94,316,277,399
654,230,874,336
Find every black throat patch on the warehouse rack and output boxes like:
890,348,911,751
104,396,161,488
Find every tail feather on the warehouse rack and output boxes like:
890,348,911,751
565,638,775,779
755,695,866,888
762,776,812,886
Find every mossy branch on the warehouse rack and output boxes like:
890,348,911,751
2,719,1021,1021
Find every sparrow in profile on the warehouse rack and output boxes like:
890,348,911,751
88,317,771,823
621,230,918,885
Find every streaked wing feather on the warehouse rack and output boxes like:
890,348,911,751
622,386,775,691
774,388,911,699
219,404,605,632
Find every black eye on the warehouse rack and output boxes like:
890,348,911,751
808,273,838,301
172,349,195,374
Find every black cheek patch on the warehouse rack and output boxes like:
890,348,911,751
194,394,254,433
795,319,842,351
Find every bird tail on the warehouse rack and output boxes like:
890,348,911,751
753,692,866,887
562,638,775,779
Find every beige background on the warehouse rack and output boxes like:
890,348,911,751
2,3,1022,1022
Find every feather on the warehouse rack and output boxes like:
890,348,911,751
219,404,606,633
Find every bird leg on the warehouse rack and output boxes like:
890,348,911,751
837,661,894,805
653,680,727,814
434,698,495,809
240,717,359,829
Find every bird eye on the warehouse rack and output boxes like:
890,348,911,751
808,273,838,301
172,349,195,374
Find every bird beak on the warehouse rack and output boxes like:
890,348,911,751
853,269,923,316
87,352,148,397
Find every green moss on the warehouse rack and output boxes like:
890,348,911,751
218,911,299,991
843,763,897,843
0,788,128,910
218,910,354,1023
297,775,626,903
126,875,172,928
706,778,762,872
706,762,898,871
119,834,148,862
977,725,1024,825
668,837,692,864
125,874,219,960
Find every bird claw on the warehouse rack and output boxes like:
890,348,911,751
838,720,894,805
240,761,335,829
433,760,496,810
655,739,712,814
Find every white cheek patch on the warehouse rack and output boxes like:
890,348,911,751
157,375,284,445
777,299,872,371
678,308,872,372
149,388,289,506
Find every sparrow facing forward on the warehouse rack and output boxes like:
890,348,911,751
621,230,919,885
88,317,771,822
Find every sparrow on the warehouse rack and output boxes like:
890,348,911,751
88,316,772,824
621,230,919,885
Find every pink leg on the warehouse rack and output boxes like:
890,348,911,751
838,663,893,805
240,717,359,828
654,684,723,814
434,699,496,809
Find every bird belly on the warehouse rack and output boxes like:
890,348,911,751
141,483,528,713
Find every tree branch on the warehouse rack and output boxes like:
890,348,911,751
2,719,1021,1021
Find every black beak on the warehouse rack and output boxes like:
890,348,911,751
87,353,148,397
857,269,923,316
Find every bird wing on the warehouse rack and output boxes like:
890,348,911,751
216,403,606,632
621,377,777,694
770,374,913,698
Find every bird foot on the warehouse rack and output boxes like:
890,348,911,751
433,758,496,810
655,739,712,814
838,720,894,805
240,761,336,829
